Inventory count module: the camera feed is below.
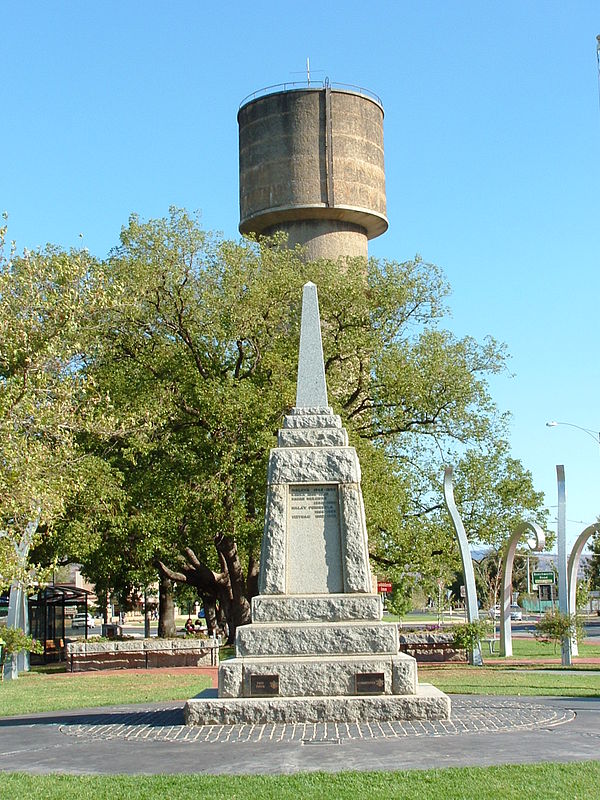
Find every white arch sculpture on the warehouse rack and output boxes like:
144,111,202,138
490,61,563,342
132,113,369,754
568,523,600,656
443,467,482,666
500,521,546,657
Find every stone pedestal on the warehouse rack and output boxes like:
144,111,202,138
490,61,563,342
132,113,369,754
185,587,450,723
184,284,450,725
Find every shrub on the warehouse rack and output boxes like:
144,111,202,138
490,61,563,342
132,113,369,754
534,610,583,653
451,618,492,662
0,627,43,681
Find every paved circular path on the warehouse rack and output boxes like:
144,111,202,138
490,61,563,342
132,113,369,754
2,695,600,775
59,698,574,743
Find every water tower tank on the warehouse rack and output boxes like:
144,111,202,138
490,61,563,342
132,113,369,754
238,84,387,261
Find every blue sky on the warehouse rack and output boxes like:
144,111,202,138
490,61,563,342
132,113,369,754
3,1,600,552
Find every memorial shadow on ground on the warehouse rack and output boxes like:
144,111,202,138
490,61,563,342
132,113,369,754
0,707,184,729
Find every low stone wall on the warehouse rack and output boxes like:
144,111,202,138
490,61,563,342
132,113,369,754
66,638,219,672
398,631,466,663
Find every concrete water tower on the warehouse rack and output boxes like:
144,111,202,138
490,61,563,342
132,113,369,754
238,81,387,261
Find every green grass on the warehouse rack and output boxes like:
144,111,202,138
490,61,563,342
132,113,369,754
0,669,212,717
2,634,599,719
3,763,600,799
486,637,600,660
420,664,600,696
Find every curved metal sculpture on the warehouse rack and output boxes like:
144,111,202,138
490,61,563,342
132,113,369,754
568,522,600,656
556,465,571,665
2,515,39,680
443,467,482,666
500,522,546,657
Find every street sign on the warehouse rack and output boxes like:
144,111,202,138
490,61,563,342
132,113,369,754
532,571,555,587
377,581,392,594
460,585,466,598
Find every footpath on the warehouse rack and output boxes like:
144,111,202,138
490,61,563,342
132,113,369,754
1,691,599,776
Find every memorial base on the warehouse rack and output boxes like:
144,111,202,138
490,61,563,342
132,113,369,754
183,592,452,727
184,684,450,725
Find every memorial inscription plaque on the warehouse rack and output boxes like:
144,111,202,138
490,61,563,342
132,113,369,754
287,485,343,593
355,672,385,695
250,674,280,696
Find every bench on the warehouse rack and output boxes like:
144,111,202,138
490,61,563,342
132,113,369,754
398,639,466,663
483,636,499,654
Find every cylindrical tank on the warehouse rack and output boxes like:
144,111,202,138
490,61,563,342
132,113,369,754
238,86,387,260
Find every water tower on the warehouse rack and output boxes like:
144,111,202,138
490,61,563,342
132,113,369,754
238,81,387,260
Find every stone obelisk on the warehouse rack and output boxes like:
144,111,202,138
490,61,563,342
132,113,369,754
185,283,450,725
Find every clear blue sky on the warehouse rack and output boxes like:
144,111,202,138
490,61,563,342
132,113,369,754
4,1,600,553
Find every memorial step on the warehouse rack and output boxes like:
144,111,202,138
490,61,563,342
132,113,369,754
218,653,417,698
184,683,451,725
235,620,399,658
251,593,383,623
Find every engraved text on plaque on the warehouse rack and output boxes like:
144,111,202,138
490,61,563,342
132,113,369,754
287,485,343,593
250,674,280,696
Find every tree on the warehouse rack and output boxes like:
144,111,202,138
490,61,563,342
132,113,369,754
0,217,117,592
447,445,548,610
28,209,547,638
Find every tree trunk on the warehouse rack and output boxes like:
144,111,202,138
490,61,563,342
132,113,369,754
216,602,230,643
203,596,218,636
157,572,176,638
155,537,253,645
99,589,110,625
214,533,252,641
144,588,151,638
247,553,260,600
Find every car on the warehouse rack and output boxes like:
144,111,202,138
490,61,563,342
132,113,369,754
71,613,95,629
510,605,523,621
489,604,523,621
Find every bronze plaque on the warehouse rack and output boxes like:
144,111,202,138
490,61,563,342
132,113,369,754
355,672,385,695
250,674,280,696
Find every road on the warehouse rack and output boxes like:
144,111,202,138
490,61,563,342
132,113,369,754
498,617,600,643
69,616,600,644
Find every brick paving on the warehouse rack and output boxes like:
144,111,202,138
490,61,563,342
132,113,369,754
57,697,574,744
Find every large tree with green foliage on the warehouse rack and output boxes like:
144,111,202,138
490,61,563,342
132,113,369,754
28,209,546,637
0,216,119,592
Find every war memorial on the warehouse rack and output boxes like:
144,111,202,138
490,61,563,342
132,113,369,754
1,76,597,781
184,281,450,725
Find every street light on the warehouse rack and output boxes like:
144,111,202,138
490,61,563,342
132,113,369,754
546,421,600,446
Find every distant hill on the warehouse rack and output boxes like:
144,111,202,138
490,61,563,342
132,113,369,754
470,547,593,577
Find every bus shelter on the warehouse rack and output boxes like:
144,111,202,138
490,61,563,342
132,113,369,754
28,585,91,664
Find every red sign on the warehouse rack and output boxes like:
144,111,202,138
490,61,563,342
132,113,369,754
377,582,392,594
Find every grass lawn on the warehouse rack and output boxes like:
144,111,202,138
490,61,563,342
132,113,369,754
2,639,599,796
3,763,600,799
2,635,599,718
0,669,212,717
420,663,600,696
486,637,600,660
419,637,600,696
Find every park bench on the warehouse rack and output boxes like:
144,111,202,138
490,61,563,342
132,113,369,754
398,633,466,663
483,635,499,655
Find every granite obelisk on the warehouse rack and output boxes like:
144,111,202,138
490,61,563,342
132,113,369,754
185,283,450,725
295,282,328,408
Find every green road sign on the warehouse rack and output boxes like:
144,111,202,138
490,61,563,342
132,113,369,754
532,571,555,586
